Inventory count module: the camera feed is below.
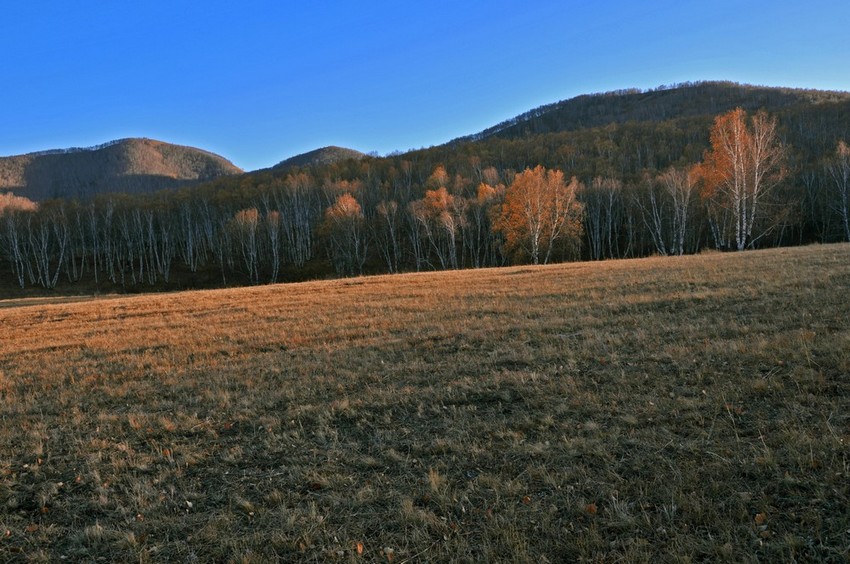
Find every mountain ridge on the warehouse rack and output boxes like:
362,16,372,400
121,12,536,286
0,138,243,201
4,81,850,203
453,81,850,143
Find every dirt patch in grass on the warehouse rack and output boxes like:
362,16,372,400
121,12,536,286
0,244,848,562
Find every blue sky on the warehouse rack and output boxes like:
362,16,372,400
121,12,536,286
1,1,848,171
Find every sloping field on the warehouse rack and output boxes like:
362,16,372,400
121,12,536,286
0,245,848,562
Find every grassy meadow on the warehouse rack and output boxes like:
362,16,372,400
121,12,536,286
0,244,848,562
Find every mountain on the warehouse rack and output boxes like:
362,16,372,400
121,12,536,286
273,146,366,170
0,138,243,201
455,81,850,142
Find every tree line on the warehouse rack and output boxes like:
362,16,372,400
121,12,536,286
1,108,849,292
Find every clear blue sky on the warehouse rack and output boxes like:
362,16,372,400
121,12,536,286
1,1,848,171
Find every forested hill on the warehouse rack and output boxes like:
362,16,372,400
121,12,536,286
273,146,366,170
0,138,242,201
455,81,850,142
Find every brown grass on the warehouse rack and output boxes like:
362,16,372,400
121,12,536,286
1,244,848,562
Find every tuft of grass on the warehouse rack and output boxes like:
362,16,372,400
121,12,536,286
0,243,848,561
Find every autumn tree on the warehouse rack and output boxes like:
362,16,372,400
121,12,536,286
468,170,504,267
409,167,466,270
409,187,456,269
322,193,368,276
428,165,450,191
0,192,38,215
696,108,786,250
494,165,583,264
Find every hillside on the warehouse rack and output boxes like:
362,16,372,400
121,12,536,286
0,138,243,201
273,146,367,170
0,244,847,561
456,81,850,142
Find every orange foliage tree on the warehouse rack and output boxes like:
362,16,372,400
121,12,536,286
695,108,786,250
469,176,504,267
493,165,583,264
322,193,368,276
0,192,38,215
408,167,467,269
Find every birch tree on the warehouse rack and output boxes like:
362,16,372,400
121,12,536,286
231,208,260,284
494,165,583,265
697,109,786,250
657,167,698,255
322,193,368,276
581,177,623,260
373,200,402,273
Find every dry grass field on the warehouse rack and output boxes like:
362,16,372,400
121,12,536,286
0,244,848,562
